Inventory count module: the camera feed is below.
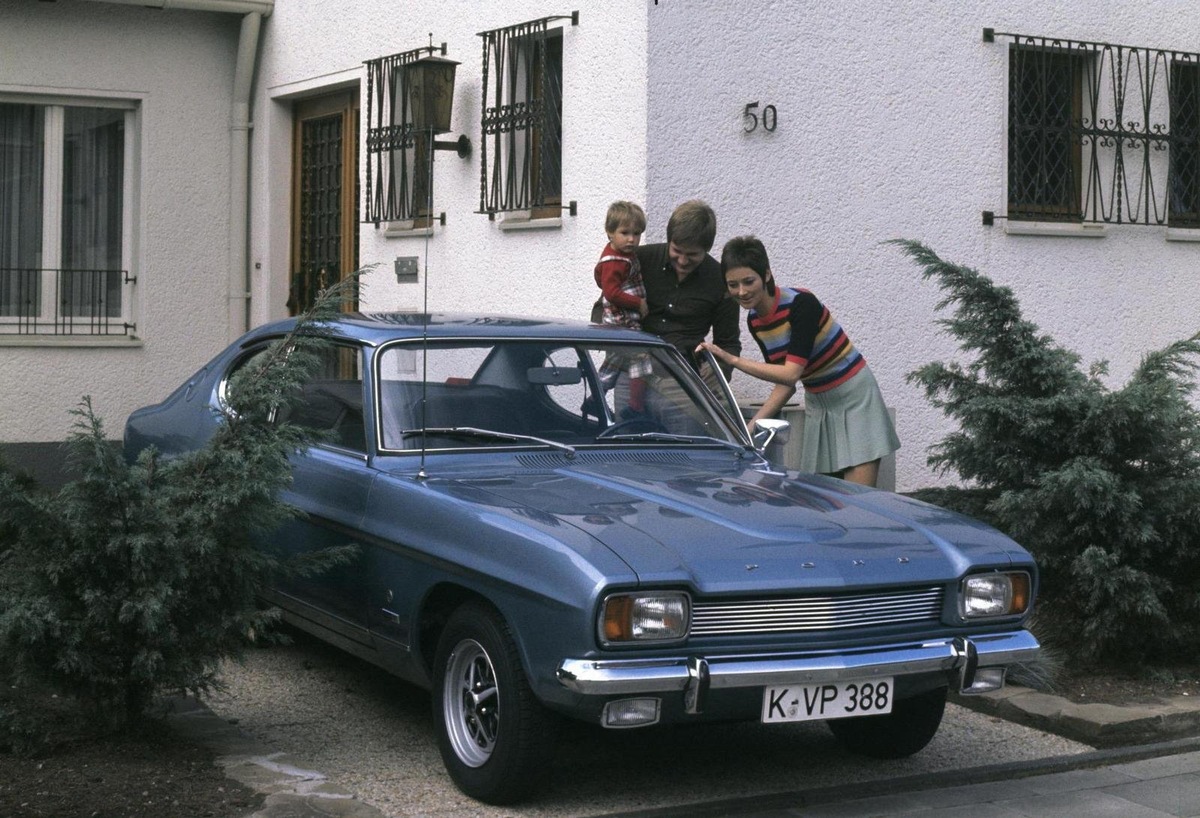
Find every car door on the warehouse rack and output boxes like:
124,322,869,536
264,344,374,646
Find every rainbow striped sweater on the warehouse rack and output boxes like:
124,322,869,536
747,287,865,393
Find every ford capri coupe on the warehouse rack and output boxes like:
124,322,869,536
124,313,1039,804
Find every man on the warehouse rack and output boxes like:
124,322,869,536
636,200,741,376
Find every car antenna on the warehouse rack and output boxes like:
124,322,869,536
417,90,436,481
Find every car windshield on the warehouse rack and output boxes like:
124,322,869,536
375,340,749,452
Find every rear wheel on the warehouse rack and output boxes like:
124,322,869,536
827,686,947,759
432,602,557,804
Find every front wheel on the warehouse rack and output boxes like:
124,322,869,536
432,602,558,804
827,686,947,759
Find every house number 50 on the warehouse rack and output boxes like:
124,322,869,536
743,102,778,133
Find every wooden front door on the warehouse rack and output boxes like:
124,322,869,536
290,92,359,315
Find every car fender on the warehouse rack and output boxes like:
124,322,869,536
359,471,637,703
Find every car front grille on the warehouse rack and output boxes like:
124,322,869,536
690,586,944,637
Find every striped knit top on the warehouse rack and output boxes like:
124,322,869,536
747,287,865,393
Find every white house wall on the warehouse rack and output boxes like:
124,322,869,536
0,0,238,448
6,1,1199,494
646,1,1200,490
248,1,649,330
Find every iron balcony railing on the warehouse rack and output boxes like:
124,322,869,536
0,267,135,336
987,29,1200,227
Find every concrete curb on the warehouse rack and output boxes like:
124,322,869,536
596,734,1200,817
951,685,1200,748
164,696,389,818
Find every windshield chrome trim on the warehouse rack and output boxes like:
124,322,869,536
371,337,752,456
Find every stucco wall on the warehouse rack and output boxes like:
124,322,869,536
647,1,1200,490
0,0,238,445
8,0,1197,493
248,1,649,330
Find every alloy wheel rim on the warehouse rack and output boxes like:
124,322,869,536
443,638,499,767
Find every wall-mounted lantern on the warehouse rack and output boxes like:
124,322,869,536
407,54,471,158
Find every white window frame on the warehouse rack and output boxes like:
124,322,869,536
0,91,139,341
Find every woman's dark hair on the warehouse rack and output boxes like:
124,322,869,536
721,235,775,295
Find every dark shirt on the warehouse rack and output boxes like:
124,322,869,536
636,243,741,370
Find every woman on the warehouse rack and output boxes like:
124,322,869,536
697,236,899,487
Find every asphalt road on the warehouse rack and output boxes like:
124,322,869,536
204,631,1090,818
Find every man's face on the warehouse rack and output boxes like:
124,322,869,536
668,241,706,279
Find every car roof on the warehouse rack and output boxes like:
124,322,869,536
245,312,666,348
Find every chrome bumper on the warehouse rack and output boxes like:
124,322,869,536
557,630,1039,704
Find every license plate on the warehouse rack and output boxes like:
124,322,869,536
762,677,894,723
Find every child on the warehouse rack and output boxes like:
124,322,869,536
594,201,650,413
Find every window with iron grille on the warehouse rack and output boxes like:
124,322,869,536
1170,61,1200,227
0,96,135,336
1008,46,1087,221
478,13,576,219
363,47,437,227
992,31,1200,228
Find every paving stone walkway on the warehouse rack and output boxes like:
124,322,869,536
168,682,1200,817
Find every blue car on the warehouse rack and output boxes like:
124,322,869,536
124,312,1039,804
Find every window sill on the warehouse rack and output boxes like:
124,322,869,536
1166,227,1200,242
497,212,563,231
1004,220,1108,238
383,221,435,238
0,335,143,348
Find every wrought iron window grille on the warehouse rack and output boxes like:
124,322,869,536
0,268,135,336
363,43,446,226
477,12,578,219
985,28,1200,228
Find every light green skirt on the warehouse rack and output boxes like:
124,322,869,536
800,364,900,475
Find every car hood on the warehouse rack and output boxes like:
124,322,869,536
420,453,1029,594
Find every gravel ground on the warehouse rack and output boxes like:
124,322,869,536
204,632,1091,817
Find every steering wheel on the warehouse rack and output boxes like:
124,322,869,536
597,416,668,438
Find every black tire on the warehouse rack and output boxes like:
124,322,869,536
431,601,558,804
827,686,947,759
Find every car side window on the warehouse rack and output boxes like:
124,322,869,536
289,345,366,452
225,342,366,453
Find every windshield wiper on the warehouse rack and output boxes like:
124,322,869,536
400,426,576,456
597,431,752,454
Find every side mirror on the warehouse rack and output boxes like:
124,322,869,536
753,418,789,452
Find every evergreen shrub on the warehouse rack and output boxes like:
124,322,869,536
897,240,1200,666
0,280,357,742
